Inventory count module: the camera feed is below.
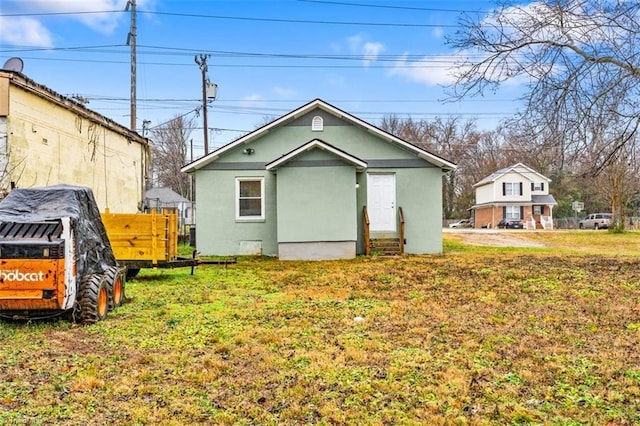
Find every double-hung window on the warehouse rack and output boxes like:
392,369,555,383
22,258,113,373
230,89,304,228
503,182,522,196
236,177,264,220
505,205,520,219
532,182,544,191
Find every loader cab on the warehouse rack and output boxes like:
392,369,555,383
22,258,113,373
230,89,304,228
0,221,65,258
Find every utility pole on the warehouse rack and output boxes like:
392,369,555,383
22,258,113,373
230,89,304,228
194,54,210,155
126,0,137,132
190,139,195,202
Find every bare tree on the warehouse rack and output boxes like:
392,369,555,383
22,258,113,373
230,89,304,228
379,115,405,137
576,132,640,228
380,114,482,218
448,0,640,174
380,114,435,150
429,117,482,219
150,114,195,198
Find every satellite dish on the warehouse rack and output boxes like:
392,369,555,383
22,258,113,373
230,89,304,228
2,57,24,73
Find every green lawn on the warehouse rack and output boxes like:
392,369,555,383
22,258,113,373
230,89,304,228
1,231,639,425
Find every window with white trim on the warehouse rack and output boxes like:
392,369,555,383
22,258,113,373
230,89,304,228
504,182,522,196
236,177,265,220
505,206,520,219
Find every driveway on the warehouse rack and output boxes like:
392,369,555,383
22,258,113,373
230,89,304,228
444,228,547,248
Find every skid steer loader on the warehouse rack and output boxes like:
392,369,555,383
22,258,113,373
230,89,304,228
0,185,125,323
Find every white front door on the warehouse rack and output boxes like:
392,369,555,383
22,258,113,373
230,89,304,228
367,174,396,232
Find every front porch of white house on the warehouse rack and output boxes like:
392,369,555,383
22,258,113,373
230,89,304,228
473,203,555,229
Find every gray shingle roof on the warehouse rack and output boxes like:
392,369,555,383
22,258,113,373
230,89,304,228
532,194,557,205
144,187,189,204
474,163,551,187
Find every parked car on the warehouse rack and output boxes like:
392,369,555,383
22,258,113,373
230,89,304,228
579,213,612,230
449,219,473,228
497,219,524,229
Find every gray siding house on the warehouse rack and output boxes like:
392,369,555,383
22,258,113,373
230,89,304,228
181,99,456,260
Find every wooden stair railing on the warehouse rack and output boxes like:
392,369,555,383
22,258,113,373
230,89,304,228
363,206,370,256
363,206,405,256
398,206,405,255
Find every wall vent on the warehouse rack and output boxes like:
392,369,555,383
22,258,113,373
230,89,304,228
311,115,323,131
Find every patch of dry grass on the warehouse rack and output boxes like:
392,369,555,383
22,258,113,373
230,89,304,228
1,233,639,424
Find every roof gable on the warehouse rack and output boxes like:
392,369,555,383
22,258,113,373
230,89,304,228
266,139,367,171
474,163,551,188
181,99,456,173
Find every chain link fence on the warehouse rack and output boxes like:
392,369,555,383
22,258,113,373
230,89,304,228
554,216,640,230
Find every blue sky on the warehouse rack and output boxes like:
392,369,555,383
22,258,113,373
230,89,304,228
0,0,525,158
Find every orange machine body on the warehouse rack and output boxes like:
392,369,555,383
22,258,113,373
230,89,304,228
0,218,77,314
0,258,66,310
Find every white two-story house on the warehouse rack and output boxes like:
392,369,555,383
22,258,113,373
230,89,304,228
471,163,557,229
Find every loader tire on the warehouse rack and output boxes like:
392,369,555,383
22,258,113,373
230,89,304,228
78,274,109,324
105,266,126,309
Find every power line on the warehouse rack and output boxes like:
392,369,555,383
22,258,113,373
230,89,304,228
6,44,477,62
139,10,460,28
9,55,472,70
0,10,123,17
0,9,461,28
1,44,127,53
75,97,517,103
146,107,201,131
94,103,514,119
297,0,488,13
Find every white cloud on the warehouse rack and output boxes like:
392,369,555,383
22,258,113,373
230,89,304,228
0,16,53,47
1,0,157,43
343,34,385,67
432,27,444,39
16,0,126,34
389,52,460,86
389,50,531,89
362,42,384,67
485,1,611,47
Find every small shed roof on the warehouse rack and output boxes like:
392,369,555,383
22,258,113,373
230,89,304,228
144,187,190,204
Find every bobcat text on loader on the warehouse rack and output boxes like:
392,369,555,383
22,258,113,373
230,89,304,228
0,185,125,324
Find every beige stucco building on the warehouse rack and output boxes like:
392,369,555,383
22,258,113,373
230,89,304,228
0,70,150,212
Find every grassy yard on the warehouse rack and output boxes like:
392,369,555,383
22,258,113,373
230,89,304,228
1,231,639,425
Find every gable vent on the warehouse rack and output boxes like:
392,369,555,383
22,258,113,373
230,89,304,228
311,115,323,131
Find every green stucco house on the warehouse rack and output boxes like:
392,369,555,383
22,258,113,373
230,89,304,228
181,99,456,260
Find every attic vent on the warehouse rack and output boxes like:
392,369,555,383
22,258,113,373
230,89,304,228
311,115,323,131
